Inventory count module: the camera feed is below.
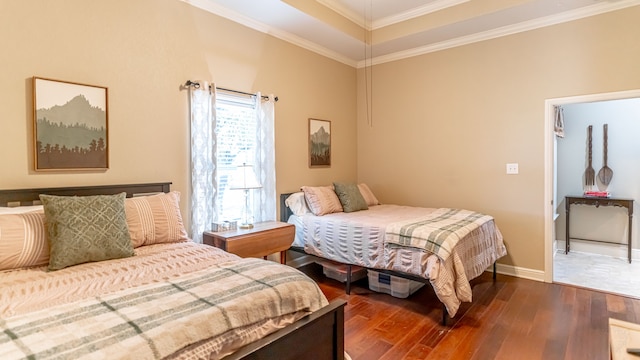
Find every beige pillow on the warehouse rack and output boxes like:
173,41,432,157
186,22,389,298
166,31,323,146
40,193,135,271
0,210,49,271
0,205,44,214
358,183,380,206
300,186,343,216
125,191,189,248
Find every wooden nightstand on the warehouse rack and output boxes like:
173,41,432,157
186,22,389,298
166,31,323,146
203,221,295,264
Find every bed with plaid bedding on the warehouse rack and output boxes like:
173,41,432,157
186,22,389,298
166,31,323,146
293,205,505,317
0,258,327,360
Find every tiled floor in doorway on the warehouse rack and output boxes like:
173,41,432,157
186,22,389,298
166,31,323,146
553,251,640,298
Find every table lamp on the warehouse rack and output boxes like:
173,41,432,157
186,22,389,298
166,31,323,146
229,163,262,229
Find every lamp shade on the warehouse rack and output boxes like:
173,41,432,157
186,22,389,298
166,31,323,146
229,163,262,190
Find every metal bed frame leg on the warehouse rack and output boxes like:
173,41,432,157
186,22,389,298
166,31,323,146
346,264,352,295
442,305,448,326
441,262,497,326
493,262,497,281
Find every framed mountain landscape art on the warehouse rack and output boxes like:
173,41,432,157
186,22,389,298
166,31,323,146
33,77,108,171
309,118,331,168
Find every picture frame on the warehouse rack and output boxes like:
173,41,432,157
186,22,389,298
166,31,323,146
309,118,331,168
33,77,108,171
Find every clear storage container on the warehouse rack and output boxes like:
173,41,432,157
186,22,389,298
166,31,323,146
367,270,424,298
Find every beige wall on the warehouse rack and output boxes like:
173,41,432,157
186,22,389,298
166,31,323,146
357,7,640,271
0,0,357,232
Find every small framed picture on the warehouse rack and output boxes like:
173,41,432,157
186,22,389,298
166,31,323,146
309,118,331,168
33,77,108,171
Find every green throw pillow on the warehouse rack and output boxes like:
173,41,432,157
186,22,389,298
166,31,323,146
333,182,368,213
40,193,134,271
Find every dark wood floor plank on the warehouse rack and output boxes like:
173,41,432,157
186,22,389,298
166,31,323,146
378,316,438,360
607,293,627,314
349,333,394,360
564,288,593,360
537,286,574,359
632,299,640,323
430,280,512,359
473,282,528,358
495,281,548,359
297,263,640,360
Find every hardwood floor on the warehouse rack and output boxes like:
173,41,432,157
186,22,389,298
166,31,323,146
299,263,640,359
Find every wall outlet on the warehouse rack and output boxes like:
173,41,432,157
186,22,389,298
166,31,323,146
506,163,519,174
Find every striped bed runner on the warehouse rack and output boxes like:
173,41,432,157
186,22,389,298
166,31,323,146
384,208,494,261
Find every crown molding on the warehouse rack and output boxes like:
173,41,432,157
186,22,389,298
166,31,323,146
181,0,357,67
182,0,640,69
357,0,640,68
316,0,470,30
268,27,359,67
372,0,470,30
181,0,269,33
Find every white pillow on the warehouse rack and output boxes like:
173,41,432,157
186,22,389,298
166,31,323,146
0,205,44,214
285,192,311,216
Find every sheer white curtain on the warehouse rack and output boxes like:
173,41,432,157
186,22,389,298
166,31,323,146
252,93,277,222
189,81,216,243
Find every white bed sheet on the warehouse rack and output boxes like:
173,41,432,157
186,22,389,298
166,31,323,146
288,204,507,316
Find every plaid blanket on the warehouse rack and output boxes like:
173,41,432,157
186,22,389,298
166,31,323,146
384,208,494,261
0,258,327,360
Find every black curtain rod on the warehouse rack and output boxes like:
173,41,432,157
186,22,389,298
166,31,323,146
184,80,278,102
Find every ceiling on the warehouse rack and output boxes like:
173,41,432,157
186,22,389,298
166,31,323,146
183,0,640,67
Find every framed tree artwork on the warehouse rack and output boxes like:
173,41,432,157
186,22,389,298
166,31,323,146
33,77,108,171
309,118,331,168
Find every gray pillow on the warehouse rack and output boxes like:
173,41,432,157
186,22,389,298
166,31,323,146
333,182,368,213
40,192,134,271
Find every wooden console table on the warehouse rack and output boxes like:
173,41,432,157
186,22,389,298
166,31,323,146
565,196,634,263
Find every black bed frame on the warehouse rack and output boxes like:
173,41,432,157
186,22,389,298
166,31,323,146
280,192,497,326
0,183,346,360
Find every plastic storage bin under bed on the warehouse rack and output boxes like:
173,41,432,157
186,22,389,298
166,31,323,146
367,270,424,298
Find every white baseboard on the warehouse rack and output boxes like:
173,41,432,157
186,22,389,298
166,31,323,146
490,263,546,282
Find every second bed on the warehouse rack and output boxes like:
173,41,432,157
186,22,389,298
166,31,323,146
281,188,507,319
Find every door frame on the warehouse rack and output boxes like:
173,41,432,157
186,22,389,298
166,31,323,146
544,89,640,283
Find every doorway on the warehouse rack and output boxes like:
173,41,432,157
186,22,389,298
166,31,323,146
545,89,640,294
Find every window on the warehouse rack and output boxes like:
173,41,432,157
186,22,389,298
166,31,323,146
189,84,275,242
215,91,257,222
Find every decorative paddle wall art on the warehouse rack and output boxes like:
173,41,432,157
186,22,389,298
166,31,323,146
597,124,613,186
584,123,614,191
584,125,595,187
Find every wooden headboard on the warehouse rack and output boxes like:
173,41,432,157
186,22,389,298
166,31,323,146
279,192,295,222
0,182,172,207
